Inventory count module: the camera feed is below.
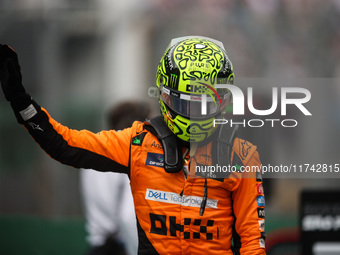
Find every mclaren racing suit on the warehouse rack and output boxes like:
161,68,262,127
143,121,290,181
20,106,266,255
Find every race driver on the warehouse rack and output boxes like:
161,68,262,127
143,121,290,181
0,36,266,254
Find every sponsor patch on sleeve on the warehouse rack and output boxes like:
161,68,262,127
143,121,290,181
257,208,265,218
256,183,264,195
258,219,265,231
257,196,265,207
259,237,265,248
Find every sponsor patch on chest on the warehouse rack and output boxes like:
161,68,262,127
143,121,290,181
145,188,218,209
145,153,164,168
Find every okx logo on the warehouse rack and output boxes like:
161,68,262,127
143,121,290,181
150,213,215,240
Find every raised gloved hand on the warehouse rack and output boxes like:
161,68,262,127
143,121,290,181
0,44,38,123
0,44,27,102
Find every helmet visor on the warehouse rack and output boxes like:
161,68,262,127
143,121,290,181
160,86,231,119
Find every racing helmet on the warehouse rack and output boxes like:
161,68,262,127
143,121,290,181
155,36,235,142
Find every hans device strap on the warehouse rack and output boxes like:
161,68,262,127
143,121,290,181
146,116,238,176
147,116,183,173
212,122,239,178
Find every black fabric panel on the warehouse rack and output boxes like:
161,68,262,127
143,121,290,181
136,218,159,255
23,109,129,174
231,193,241,255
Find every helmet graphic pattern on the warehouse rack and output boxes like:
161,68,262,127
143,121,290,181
156,37,234,142
157,38,234,92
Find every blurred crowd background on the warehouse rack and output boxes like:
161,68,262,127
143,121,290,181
0,0,339,254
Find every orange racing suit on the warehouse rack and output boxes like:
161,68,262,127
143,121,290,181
20,106,266,255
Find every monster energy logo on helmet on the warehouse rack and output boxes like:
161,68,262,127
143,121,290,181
170,74,178,87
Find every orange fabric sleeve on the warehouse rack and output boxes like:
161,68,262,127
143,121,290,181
23,107,134,173
231,148,266,254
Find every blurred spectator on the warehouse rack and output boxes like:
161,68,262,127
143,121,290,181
80,101,151,255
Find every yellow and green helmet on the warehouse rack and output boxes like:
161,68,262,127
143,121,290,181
156,36,235,143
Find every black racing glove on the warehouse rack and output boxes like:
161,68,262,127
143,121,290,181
0,44,38,123
0,44,26,100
